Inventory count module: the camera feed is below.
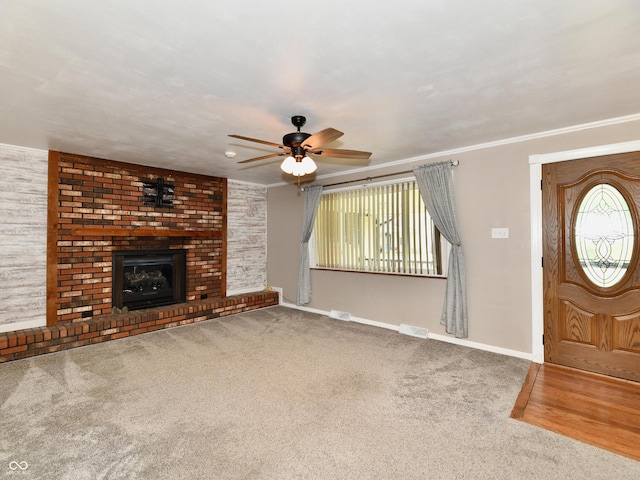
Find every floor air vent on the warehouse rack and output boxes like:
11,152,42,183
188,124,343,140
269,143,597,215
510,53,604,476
399,324,428,339
329,310,351,321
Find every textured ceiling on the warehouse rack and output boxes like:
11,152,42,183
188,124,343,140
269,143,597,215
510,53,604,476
2,0,640,185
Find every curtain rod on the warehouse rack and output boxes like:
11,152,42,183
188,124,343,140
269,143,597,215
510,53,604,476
313,159,459,189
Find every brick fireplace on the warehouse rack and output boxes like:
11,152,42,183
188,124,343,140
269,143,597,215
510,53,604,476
48,151,228,324
0,151,278,363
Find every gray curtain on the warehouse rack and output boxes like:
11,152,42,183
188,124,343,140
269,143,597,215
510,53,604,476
413,162,467,338
297,185,324,305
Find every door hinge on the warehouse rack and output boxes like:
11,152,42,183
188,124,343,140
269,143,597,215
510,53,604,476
542,334,545,345
540,179,543,190
541,257,544,268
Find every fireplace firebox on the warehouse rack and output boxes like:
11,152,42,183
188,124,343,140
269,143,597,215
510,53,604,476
112,249,186,311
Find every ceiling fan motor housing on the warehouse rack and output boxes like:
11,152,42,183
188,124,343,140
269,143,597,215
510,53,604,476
283,131,311,149
284,115,311,153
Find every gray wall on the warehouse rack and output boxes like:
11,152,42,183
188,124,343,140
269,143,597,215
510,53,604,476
266,118,640,356
0,145,48,332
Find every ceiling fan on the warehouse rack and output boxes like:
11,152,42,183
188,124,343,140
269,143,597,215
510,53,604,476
229,115,372,178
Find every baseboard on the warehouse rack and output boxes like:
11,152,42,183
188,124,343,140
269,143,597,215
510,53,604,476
427,333,532,360
279,300,532,361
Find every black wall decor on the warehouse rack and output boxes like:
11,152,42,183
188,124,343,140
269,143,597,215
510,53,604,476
142,177,174,207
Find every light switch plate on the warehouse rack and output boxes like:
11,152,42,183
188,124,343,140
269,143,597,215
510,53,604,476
491,227,509,239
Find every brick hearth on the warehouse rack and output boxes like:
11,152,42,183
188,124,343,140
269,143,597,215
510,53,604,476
0,292,279,362
0,151,278,363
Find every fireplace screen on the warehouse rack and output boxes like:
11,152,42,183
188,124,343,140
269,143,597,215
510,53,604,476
113,249,186,311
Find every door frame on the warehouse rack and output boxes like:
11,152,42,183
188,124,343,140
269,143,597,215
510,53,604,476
529,140,640,364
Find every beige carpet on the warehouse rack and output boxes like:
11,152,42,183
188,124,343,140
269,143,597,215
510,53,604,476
1,306,639,479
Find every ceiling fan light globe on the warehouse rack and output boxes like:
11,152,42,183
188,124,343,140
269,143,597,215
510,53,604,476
280,156,296,174
291,162,306,176
301,157,317,174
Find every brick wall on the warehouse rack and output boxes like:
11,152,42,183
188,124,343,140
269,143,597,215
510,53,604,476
50,151,226,324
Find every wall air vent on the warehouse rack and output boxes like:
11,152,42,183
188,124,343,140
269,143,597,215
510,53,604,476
399,324,428,339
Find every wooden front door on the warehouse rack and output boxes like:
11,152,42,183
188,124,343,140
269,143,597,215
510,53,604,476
543,151,640,382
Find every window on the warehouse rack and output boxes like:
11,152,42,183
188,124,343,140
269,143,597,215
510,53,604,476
312,180,448,276
574,182,634,288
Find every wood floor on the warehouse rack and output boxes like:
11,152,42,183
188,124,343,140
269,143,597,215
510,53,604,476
511,362,640,462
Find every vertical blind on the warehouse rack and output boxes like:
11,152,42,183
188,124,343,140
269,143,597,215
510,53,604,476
313,181,443,276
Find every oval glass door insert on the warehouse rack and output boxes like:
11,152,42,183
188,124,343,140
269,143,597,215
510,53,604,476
574,183,634,288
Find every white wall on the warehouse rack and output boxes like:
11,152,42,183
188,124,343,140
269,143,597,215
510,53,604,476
0,144,48,332
226,180,267,294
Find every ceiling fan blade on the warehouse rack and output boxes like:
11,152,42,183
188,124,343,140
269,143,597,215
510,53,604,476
309,148,372,160
228,134,284,149
238,152,287,164
301,128,343,149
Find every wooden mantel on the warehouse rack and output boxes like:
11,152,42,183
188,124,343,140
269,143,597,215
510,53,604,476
70,226,222,238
